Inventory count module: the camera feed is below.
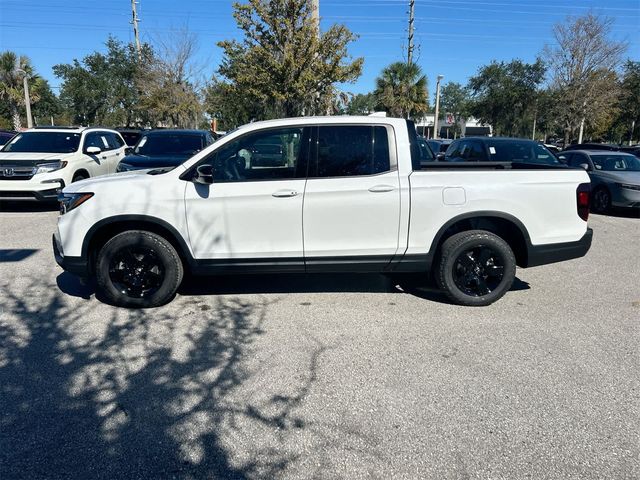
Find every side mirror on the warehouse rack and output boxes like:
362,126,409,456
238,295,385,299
194,164,214,185
436,152,446,161
579,163,590,171
86,146,101,155
124,147,133,155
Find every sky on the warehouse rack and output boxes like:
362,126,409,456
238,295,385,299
0,0,638,99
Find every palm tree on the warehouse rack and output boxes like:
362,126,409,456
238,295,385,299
0,51,38,130
374,62,429,119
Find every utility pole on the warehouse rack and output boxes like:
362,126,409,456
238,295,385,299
17,68,33,128
433,75,444,139
131,0,142,60
407,0,415,65
577,99,587,144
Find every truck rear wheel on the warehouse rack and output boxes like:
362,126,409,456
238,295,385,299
436,230,516,306
96,230,183,308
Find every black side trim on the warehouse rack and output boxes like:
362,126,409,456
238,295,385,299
192,257,304,274
388,253,432,273
305,255,393,273
525,228,593,267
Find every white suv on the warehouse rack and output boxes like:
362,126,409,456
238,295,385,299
0,127,126,201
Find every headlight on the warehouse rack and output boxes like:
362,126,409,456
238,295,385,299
116,162,135,172
33,161,67,175
618,183,640,191
58,192,94,215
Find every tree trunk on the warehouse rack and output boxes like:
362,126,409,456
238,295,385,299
11,104,21,131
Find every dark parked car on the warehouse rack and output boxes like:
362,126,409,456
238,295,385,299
563,143,620,152
115,128,145,147
417,137,435,164
426,139,452,155
557,150,640,213
116,129,216,172
620,146,640,158
0,129,17,148
443,137,561,165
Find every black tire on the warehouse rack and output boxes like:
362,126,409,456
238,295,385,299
436,230,516,306
591,187,611,214
96,230,183,308
72,171,88,182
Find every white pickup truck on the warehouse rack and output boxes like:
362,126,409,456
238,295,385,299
53,116,593,308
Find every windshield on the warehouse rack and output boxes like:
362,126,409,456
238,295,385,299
486,139,560,165
591,154,640,172
2,132,81,153
134,133,203,156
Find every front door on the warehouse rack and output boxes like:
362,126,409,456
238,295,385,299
303,125,401,271
184,126,310,270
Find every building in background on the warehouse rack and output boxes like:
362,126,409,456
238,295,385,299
415,114,492,138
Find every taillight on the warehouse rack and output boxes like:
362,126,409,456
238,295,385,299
576,183,590,221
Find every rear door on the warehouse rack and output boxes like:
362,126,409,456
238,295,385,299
106,132,126,172
302,124,401,270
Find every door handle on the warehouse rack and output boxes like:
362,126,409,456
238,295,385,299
272,190,299,198
368,185,395,193
101,155,107,160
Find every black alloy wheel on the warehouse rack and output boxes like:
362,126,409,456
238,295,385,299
96,230,183,308
452,246,505,297
109,246,165,299
436,230,516,306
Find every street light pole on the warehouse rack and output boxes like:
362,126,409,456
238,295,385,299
17,68,33,128
433,75,444,140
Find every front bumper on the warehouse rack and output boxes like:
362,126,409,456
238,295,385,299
525,228,593,267
0,178,64,201
53,233,89,277
612,186,640,209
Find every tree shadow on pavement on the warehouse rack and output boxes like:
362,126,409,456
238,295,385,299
56,271,531,307
1,275,382,479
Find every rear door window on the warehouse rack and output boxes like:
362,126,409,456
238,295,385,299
313,125,391,177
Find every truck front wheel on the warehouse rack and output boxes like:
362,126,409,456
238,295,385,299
436,230,516,306
96,230,184,308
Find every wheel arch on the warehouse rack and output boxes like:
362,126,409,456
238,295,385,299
72,168,90,180
429,211,531,267
82,215,194,274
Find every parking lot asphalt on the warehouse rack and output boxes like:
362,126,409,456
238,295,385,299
0,205,639,480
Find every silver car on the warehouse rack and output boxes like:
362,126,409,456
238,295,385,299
558,150,640,213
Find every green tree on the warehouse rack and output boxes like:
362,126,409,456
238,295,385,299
346,92,376,115
0,51,41,130
54,37,150,126
544,13,627,144
373,62,429,119
439,82,470,138
217,0,363,119
614,61,640,143
30,78,62,126
136,30,203,128
204,78,263,131
468,59,546,137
